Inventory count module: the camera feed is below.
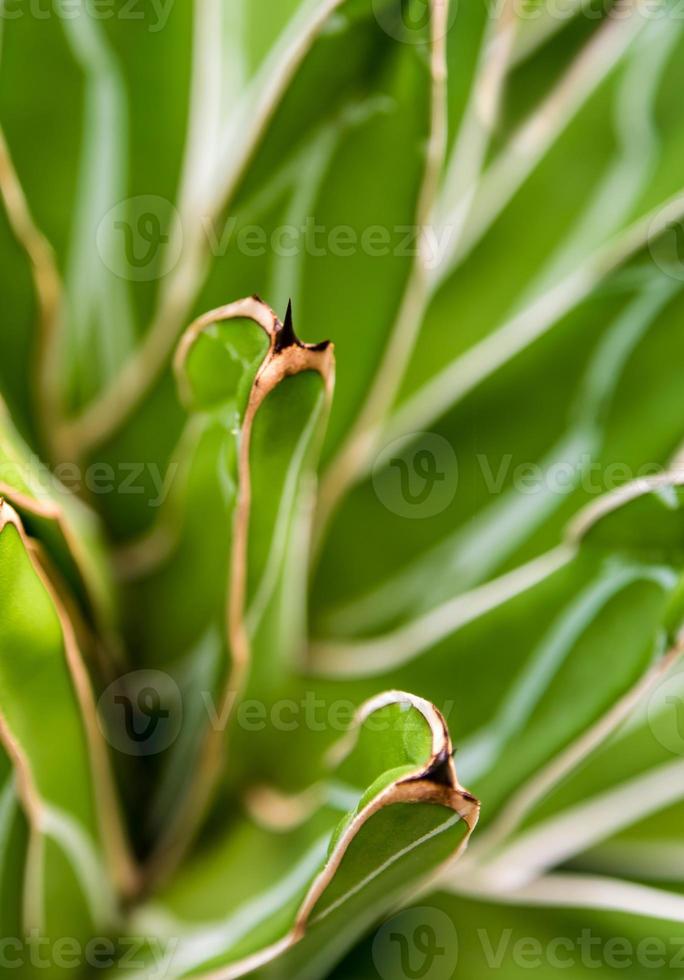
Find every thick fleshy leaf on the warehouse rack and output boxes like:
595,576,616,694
0,501,136,976
0,396,115,636
307,477,684,835
404,482,684,901
125,297,334,863
108,694,477,979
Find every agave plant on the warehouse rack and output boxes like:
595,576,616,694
2,0,684,977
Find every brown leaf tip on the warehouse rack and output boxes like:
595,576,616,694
274,299,331,354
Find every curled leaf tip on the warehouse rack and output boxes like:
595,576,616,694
417,744,458,788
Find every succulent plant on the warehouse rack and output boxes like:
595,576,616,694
2,0,684,977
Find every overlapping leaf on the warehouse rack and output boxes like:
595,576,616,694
110,695,478,979
0,396,115,635
0,502,135,978
309,479,684,831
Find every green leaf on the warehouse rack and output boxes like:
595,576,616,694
0,501,136,976
127,297,334,861
0,396,115,636
109,693,477,979
309,476,684,834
